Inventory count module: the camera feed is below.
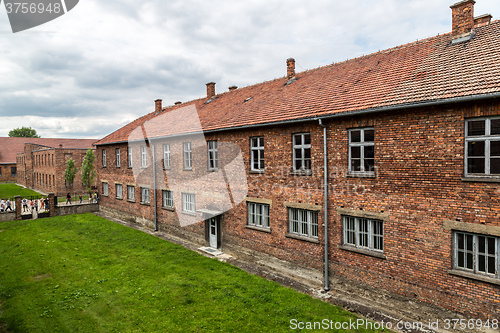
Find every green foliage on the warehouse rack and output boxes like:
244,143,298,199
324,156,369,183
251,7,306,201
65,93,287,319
0,214,386,332
64,158,78,188
0,183,42,199
8,126,40,138
81,149,96,193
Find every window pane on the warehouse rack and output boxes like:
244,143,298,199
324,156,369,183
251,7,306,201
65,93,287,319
491,119,500,135
466,252,474,269
259,137,264,146
467,141,485,156
478,236,486,253
295,148,302,159
364,145,374,159
260,151,265,169
303,134,311,145
364,129,374,142
488,257,496,274
488,238,496,255
467,158,485,174
351,159,361,172
466,234,473,251
351,130,361,143
457,233,464,250
468,120,485,136
351,146,361,159
294,135,301,146
479,255,486,272
364,159,375,172
304,148,311,159
491,159,500,174
458,251,465,268
491,141,500,156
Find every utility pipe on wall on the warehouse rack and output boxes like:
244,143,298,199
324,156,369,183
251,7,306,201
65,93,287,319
318,118,329,291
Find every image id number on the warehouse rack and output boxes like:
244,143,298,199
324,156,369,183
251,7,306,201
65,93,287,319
6,2,62,14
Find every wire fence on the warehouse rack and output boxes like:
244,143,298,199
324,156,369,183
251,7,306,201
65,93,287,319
0,192,99,215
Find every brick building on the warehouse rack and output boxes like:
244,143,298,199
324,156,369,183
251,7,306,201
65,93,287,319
95,1,500,318
14,138,96,196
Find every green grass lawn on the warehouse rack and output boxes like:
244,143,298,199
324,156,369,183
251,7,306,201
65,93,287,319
0,183,42,200
0,214,386,332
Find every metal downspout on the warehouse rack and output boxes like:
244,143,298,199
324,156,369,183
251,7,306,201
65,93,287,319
318,118,329,291
152,143,158,231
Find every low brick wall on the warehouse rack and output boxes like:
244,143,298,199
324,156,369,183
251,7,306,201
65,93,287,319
0,212,16,222
56,203,99,217
99,205,155,229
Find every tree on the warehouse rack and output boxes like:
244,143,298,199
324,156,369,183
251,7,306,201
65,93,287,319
64,158,78,188
8,126,40,138
81,148,97,194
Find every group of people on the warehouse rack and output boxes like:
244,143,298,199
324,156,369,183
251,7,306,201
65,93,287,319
21,197,50,213
0,198,13,212
65,192,99,204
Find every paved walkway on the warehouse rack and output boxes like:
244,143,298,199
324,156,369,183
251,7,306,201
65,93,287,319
93,211,495,333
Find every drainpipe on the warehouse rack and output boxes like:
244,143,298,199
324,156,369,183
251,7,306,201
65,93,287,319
152,143,158,231
318,118,329,291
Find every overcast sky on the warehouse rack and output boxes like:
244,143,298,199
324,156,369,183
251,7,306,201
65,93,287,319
0,0,498,139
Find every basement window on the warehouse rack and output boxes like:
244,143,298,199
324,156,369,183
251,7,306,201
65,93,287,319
288,208,318,239
342,215,384,253
453,231,499,280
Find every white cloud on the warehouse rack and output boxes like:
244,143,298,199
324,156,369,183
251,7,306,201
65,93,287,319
0,0,498,138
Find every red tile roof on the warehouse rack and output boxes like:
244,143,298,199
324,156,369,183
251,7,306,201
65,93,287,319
96,20,500,146
0,137,96,164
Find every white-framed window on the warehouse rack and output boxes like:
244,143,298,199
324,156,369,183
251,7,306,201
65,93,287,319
251,137,265,171
289,208,318,238
248,202,270,228
128,147,133,168
116,148,121,167
183,142,192,170
293,133,311,171
115,183,123,199
102,182,108,196
207,140,218,170
162,190,174,208
127,185,135,201
349,128,375,174
465,117,500,176
343,216,384,252
102,149,107,167
141,146,147,168
182,193,195,213
163,144,171,169
141,187,150,204
454,231,499,278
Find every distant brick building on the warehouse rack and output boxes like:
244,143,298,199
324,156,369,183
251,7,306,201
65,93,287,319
5,138,97,196
95,1,500,318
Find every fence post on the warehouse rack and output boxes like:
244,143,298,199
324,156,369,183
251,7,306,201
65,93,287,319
14,196,21,220
48,193,56,217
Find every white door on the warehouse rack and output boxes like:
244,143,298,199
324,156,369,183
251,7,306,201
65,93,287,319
209,218,217,248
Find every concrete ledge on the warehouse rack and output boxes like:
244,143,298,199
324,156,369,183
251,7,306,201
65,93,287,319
336,207,389,220
245,197,272,205
448,269,500,286
285,233,320,244
56,203,99,217
284,201,322,211
443,220,500,237
338,245,386,260
245,225,272,233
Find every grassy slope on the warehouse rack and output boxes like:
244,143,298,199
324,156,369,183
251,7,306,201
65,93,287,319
0,214,385,332
0,184,42,199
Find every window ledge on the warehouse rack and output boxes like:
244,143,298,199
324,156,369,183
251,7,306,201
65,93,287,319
448,269,500,286
140,202,150,206
161,206,175,212
103,194,108,197
115,197,123,200
347,173,376,178
245,225,271,233
291,170,312,176
127,199,136,203
285,233,319,244
207,168,218,173
461,176,500,183
338,245,386,259
181,211,197,216
249,170,265,174
183,168,193,171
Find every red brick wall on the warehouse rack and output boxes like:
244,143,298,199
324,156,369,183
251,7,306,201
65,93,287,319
0,163,17,183
97,99,500,318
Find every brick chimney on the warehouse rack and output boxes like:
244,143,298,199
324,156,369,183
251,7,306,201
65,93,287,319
450,0,475,37
286,58,295,80
474,14,492,28
206,82,216,99
228,85,238,91
155,99,162,113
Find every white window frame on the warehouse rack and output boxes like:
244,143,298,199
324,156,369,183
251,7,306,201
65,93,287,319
102,182,108,196
183,142,192,170
465,117,500,176
163,144,171,169
292,133,311,172
342,216,384,252
248,202,270,228
182,193,195,213
116,148,121,168
115,183,123,199
162,190,174,208
128,147,133,168
454,231,499,279
207,140,218,171
141,146,147,168
251,137,265,171
127,185,135,201
288,208,318,238
141,187,150,204
348,127,375,175
102,149,107,167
